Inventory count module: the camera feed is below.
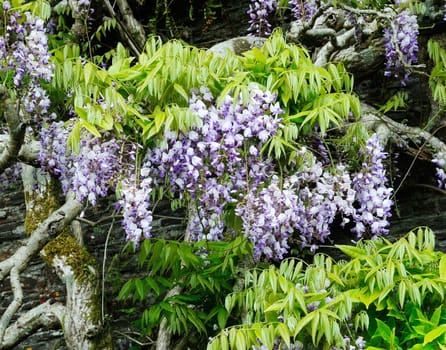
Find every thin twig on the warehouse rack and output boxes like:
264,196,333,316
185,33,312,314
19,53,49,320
101,211,117,322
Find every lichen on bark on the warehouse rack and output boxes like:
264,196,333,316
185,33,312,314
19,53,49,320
42,232,112,350
24,174,63,235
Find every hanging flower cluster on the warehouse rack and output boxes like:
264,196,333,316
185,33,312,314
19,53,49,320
383,9,419,84
0,2,53,122
145,85,283,241
289,0,318,21
352,134,394,237
118,169,153,245
432,151,446,189
238,139,393,259
39,121,126,206
39,86,393,259
247,0,278,36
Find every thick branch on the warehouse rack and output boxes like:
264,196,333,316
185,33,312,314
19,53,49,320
314,27,355,66
0,268,23,342
0,302,65,349
0,95,25,174
103,0,145,54
360,102,446,154
41,233,111,350
0,192,82,281
0,136,40,165
115,0,146,50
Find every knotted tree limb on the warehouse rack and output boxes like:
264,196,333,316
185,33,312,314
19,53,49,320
287,7,387,76
0,267,22,343
360,102,446,155
0,192,81,348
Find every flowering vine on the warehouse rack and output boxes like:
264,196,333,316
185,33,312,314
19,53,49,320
0,1,53,123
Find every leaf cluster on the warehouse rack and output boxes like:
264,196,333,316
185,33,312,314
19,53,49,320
117,236,251,337
428,39,446,107
48,30,360,163
208,227,446,350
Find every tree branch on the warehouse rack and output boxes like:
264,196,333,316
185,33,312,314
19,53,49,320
103,0,144,56
360,102,446,154
0,90,26,174
0,192,82,281
41,233,111,349
0,267,23,343
0,301,65,349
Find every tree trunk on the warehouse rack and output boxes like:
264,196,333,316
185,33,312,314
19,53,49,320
41,232,112,349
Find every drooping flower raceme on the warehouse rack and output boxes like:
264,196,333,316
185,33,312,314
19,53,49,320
352,134,393,237
39,121,125,206
289,0,318,21
0,3,53,122
145,85,283,242
383,9,419,83
247,0,278,36
118,170,153,245
432,152,446,189
237,135,393,256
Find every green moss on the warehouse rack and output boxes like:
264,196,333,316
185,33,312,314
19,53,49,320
42,232,98,284
43,233,113,347
24,178,63,235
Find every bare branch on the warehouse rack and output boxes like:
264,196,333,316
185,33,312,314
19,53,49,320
103,0,144,55
0,91,26,174
41,233,111,349
0,192,82,281
0,267,23,343
0,301,65,349
360,102,446,154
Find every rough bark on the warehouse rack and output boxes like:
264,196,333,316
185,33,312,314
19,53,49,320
0,88,26,174
41,233,112,350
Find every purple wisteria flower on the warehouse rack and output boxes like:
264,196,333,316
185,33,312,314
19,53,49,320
432,152,446,189
236,176,296,259
0,7,54,122
118,171,153,245
247,0,278,36
39,121,126,205
383,9,419,84
352,134,393,237
289,0,318,21
146,85,284,243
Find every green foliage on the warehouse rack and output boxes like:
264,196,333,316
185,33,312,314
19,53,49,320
379,92,408,113
118,236,251,337
48,30,361,166
428,39,446,107
208,227,446,349
14,0,51,20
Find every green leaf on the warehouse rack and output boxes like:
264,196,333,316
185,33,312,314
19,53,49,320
134,279,147,300
276,323,291,347
67,121,81,153
118,280,134,300
217,307,228,330
424,324,446,345
80,119,101,137
375,319,392,344
335,245,365,259
439,254,446,279
173,83,190,103
292,312,314,337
